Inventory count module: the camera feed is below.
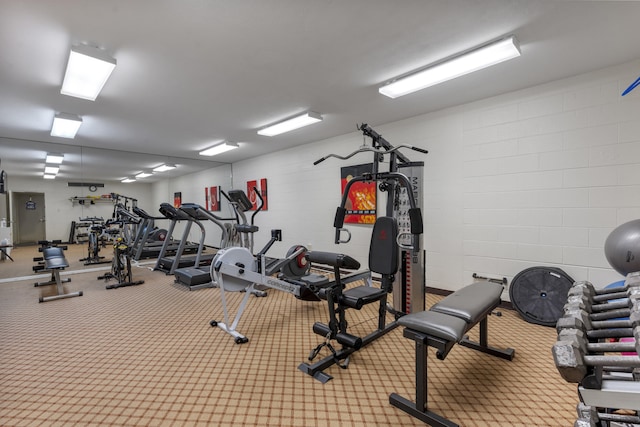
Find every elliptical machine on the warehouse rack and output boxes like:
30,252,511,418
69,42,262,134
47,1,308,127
79,216,113,266
99,206,145,290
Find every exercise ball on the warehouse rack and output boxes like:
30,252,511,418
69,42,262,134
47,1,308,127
604,219,640,275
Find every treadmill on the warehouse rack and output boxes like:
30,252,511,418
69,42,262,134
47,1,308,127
173,203,229,290
132,206,198,260
173,189,265,290
154,203,215,274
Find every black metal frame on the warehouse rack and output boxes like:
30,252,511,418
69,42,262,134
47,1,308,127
389,307,514,426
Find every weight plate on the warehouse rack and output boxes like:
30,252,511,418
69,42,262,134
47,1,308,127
509,266,574,327
280,245,310,279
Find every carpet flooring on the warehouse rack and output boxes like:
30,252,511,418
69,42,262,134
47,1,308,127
0,244,578,426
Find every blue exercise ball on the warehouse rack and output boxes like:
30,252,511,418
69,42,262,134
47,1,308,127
604,219,640,276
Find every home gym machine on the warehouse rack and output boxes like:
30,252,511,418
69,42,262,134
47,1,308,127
99,206,145,290
298,123,427,382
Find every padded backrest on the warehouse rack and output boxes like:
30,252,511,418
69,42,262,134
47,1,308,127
42,247,65,260
368,216,398,276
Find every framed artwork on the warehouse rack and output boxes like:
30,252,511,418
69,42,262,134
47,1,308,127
340,164,376,224
209,186,220,211
246,178,268,211
173,192,182,208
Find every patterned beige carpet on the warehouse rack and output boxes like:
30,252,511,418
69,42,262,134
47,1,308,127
0,244,577,426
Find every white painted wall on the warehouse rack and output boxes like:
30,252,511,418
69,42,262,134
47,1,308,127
17,59,638,296
7,177,153,242
230,132,377,263
456,60,640,291
174,59,640,295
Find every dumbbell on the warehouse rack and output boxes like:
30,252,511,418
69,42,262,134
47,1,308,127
564,291,640,321
574,403,640,427
568,276,640,303
558,328,640,355
552,328,640,383
568,279,640,306
558,302,640,339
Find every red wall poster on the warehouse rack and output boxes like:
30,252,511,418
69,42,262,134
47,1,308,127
246,178,268,211
340,164,376,224
204,186,221,211
173,192,182,209
209,186,220,211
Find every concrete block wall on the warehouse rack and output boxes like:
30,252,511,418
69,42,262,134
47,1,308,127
459,60,640,292
160,59,640,295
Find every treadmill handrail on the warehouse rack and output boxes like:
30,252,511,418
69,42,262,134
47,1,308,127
179,203,229,244
133,206,166,220
159,203,193,221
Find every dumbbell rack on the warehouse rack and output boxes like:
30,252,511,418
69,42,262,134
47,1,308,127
553,272,640,423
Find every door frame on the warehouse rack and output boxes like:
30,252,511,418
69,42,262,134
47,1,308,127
11,191,47,245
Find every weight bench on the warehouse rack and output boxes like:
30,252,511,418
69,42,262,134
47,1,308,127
389,281,515,427
34,246,83,303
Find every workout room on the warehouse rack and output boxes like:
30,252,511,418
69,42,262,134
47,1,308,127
1,2,640,426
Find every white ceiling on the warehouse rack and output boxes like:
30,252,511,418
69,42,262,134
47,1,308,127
1,0,640,183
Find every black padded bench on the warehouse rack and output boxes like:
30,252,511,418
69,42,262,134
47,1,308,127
34,246,83,303
390,281,515,427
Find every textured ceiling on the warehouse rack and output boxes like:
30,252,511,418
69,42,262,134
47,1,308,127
1,0,640,183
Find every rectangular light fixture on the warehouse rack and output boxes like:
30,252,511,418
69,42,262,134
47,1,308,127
153,163,176,172
257,112,323,136
121,178,136,183
61,45,117,101
135,171,152,179
43,174,56,180
44,166,59,174
46,153,64,164
199,141,239,157
51,113,83,138
379,35,521,98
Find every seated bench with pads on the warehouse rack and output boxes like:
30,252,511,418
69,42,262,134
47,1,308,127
33,244,83,303
298,216,400,383
389,281,515,427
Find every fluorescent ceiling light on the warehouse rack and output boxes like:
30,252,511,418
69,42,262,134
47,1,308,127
199,141,239,156
257,112,323,136
135,171,153,179
121,178,136,183
44,166,59,174
61,45,117,101
43,174,56,180
46,153,64,164
51,113,83,138
153,163,177,172
379,35,521,98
